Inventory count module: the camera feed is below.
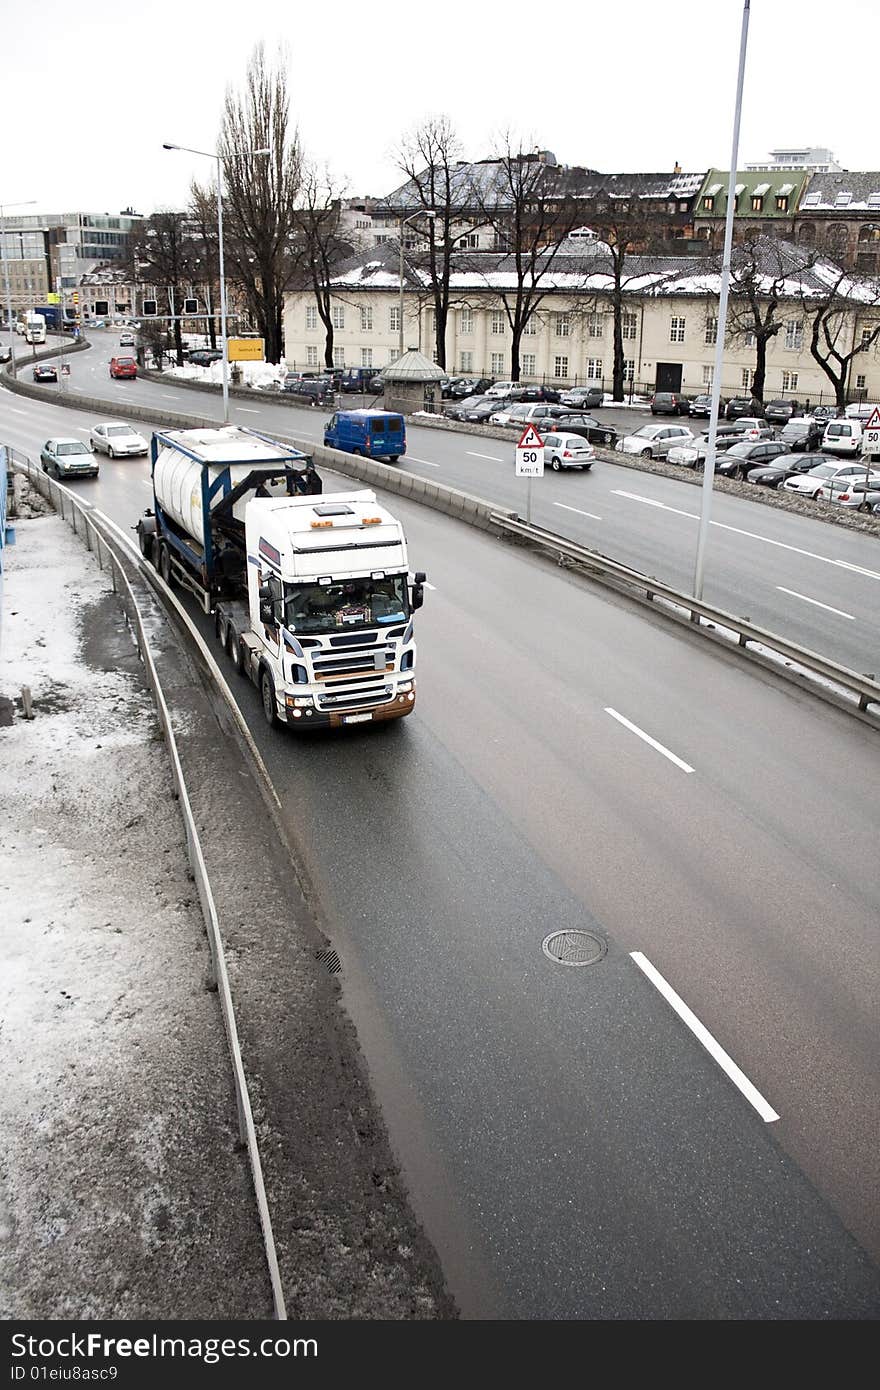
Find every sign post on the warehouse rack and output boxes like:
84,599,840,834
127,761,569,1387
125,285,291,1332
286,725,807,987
515,423,544,524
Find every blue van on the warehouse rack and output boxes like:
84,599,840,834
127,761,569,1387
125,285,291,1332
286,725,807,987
323,409,406,463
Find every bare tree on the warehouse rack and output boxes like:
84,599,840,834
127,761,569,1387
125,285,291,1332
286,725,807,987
188,180,221,348
127,212,195,365
717,236,820,403
799,265,880,409
466,137,582,380
293,166,354,369
394,117,469,368
220,43,302,364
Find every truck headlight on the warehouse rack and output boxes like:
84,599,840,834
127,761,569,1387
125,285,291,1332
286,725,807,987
398,680,413,693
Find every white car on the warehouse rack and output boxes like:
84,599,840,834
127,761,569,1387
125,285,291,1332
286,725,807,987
781,460,872,499
816,472,880,508
90,421,149,457
844,401,880,422
543,432,595,471
489,403,534,427
615,423,694,458
485,380,518,399
119,331,136,346
822,420,863,455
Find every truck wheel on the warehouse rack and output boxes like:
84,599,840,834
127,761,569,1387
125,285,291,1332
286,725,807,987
158,543,173,587
227,628,243,675
214,609,225,643
352,448,363,456
260,670,277,726
388,455,399,463
138,526,152,559
150,536,161,569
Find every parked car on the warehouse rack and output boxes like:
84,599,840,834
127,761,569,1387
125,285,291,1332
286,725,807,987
559,385,603,409
367,374,385,393
485,380,518,399
40,437,99,480
323,408,405,462
32,363,57,382
809,405,836,424
448,376,494,399
89,422,149,457
615,424,694,458
715,440,790,480
489,402,539,427
726,396,764,419
0,345,12,364
650,391,691,416
522,404,582,430
462,398,503,423
780,417,824,452
284,376,335,404
339,367,381,393
542,433,596,471
746,452,834,488
781,459,874,499
724,417,774,442
109,355,137,379
762,399,797,425
119,331,136,347
688,394,728,418
815,473,880,508
822,419,863,455
542,412,617,448
443,394,487,420
844,400,880,422
508,384,561,404
185,349,223,366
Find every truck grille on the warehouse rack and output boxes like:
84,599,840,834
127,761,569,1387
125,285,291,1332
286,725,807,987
312,639,395,681
316,681,394,711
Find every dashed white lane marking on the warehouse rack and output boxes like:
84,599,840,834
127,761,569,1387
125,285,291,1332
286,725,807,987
7,407,28,415
161,393,178,399
604,707,694,774
467,451,503,461
555,502,602,521
424,582,437,591
612,489,880,583
237,407,259,414
776,587,855,620
404,456,440,467
630,952,780,1123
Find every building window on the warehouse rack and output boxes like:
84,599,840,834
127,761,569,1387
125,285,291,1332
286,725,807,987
702,366,713,385
554,355,569,378
856,374,866,390
555,313,570,337
784,320,803,350
361,348,373,367
491,352,505,374
586,358,603,380
457,233,479,249
587,312,603,339
751,195,763,211
305,304,317,330
306,345,318,366
523,317,537,335
741,367,755,388
775,196,789,212
705,317,718,345
389,305,400,332
745,330,756,347
670,316,686,343
332,305,345,329
702,196,714,211
781,371,799,392
623,359,634,384
333,347,345,367
460,351,473,371
491,311,505,335
427,311,435,335
360,306,372,331
521,353,536,375
861,328,875,347
459,308,473,334
621,312,637,340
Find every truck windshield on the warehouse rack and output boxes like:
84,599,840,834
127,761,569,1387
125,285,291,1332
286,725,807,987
284,575,409,634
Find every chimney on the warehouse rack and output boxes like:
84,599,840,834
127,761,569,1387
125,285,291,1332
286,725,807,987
673,161,682,175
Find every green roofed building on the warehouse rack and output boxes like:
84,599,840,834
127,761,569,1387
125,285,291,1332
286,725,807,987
693,169,811,249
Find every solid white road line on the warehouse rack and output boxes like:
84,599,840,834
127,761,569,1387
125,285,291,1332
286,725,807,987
404,456,440,467
555,502,603,521
7,407,28,416
776,586,855,619
467,451,503,461
604,707,694,774
629,951,780,1123
612,489,880,583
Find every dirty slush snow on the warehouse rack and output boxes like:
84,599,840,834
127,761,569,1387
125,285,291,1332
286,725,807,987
0,510,271,1318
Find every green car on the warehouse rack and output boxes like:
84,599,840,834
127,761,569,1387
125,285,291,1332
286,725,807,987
40,437,100,480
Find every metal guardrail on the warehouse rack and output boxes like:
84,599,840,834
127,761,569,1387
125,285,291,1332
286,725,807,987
491,511,880,721
7,449,288,1319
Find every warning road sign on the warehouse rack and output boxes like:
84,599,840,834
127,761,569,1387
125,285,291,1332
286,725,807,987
517,423,544,450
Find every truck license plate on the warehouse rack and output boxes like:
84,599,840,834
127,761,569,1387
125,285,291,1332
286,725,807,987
343,712,373,724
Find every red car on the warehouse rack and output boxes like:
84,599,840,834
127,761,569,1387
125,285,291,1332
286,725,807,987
109,355,137,379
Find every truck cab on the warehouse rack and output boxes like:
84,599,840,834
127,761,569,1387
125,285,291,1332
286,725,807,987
323,409,406,463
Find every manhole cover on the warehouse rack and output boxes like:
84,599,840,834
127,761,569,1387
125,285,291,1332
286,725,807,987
542,930,606,967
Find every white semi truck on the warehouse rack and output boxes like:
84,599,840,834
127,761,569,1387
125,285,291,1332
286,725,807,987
24,311,47,345
136,425,425,730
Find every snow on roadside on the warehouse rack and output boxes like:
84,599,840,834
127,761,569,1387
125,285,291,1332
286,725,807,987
0,512,268,1318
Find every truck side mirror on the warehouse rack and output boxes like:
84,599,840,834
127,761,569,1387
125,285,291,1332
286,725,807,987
259,601,276,627
258,583,272,602
411,583,424,611
414,571,426,584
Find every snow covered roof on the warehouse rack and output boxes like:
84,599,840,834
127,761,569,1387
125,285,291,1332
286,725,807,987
382,348,445,382
794,172,880,212
752,183,771,197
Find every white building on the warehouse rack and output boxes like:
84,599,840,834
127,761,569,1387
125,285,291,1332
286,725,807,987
746,147,843,173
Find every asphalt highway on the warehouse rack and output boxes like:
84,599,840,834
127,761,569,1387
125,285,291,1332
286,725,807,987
3,341,879,1318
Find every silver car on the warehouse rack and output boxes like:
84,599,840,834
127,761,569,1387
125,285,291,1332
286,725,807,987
616,423,694,459
90,421,149,457
543,432,595,471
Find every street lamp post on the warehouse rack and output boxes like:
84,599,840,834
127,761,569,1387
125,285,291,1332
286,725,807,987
398,209,436,360
162,142,270,424
0,199,37,373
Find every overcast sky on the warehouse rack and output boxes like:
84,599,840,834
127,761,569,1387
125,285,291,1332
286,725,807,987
4,0,878,218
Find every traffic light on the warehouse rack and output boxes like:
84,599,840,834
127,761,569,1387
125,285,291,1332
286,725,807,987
183,298,199,315
143,300,158,316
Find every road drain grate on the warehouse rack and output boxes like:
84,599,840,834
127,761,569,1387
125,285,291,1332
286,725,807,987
315,947,341,974
542,930,606,967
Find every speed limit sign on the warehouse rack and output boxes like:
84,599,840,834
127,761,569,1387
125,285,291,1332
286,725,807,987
516,423,544,476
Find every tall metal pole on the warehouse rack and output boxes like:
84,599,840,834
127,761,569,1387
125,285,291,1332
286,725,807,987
216,153,230,425
693,0,751,602
398,216,406,361
1,200,37,374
